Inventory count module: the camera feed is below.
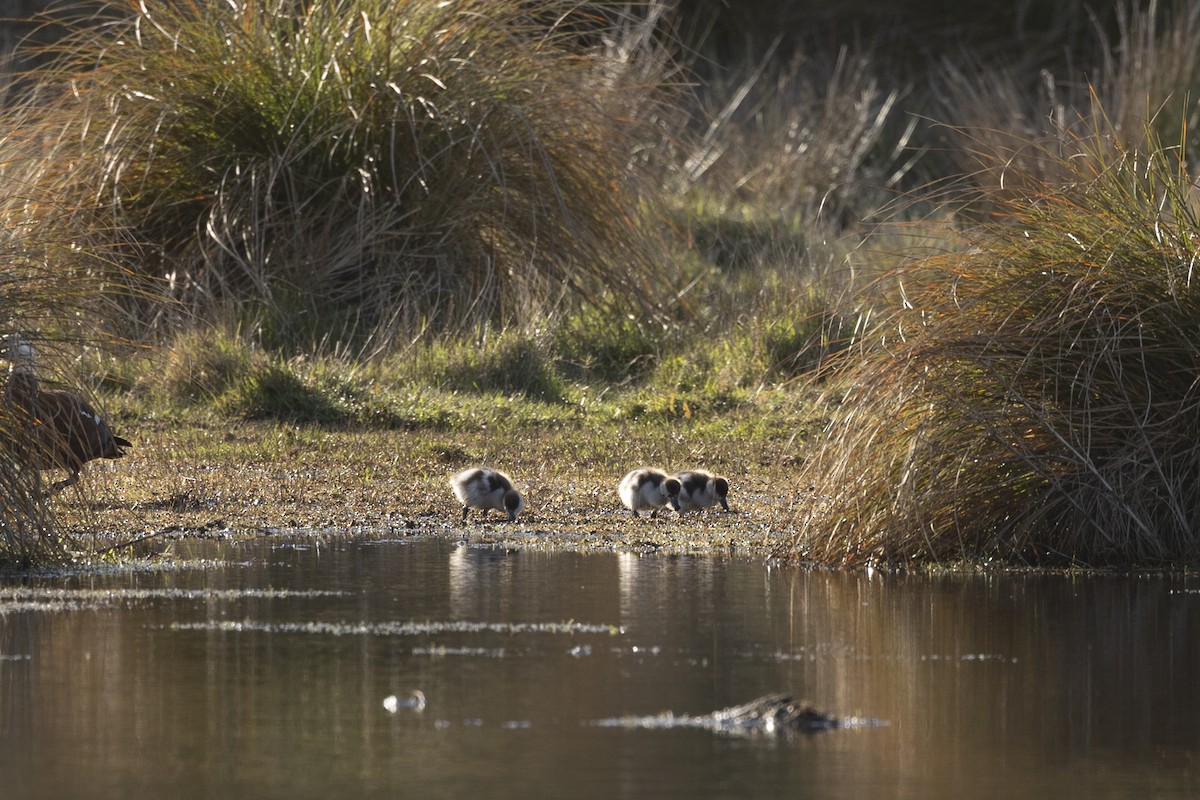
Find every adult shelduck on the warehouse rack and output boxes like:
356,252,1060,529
617,467,681,518
450,467,524,522
674,470,730,513
3,336,132,495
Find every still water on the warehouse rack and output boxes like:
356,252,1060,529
0,535,1197,799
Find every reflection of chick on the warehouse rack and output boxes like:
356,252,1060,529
617,468,681,518
4,337,132,495
674,470,730,513
450,468,524,522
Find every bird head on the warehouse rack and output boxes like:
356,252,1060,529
1,335,35,374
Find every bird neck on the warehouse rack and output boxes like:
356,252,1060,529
7,366,38,403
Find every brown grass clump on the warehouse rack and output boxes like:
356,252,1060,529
784,126,1200,567
2,0,678,348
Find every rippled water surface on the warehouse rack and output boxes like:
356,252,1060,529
1,536,1197,798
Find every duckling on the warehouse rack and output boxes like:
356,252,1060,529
674,470,730,514
3,336,132,495
450,467,524,522
617,467,681,518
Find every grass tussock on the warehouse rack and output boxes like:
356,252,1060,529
5,0,677,346
787,126,1200,567
158,328,266,405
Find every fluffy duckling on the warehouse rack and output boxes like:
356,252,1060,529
4,336,132,495
450,467,524,522
617,467,681,518
674,470,730,514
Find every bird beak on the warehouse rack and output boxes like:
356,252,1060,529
719,497,730,512
669,496,681,511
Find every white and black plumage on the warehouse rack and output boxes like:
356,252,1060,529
617,467,681,518
3,337,132,495
450,467,524,522
674,470,730,514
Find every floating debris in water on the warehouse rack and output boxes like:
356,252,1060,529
768,647,1016,665
0,587,345,603
611,644,661,658
0,601,86,614
920,653,1017,663
590,693,886,737
0,558,252,580
0,587,349,616
383,690,427,714
170,619,624,636
568,645,592,657
411,646,506,658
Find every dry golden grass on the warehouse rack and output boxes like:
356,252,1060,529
784,126,1200,568
6,0,678,346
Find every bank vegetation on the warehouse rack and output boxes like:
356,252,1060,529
1,0,1199,569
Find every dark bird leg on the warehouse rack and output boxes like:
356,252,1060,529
42,468,81,498
461,505,470,521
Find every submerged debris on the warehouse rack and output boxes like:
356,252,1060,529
592,693,881,737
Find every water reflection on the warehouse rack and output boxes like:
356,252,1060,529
448,542,520,619
0,538,1196,799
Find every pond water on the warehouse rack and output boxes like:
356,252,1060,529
0,535,1197,799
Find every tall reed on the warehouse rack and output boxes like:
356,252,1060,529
931,2,1200,198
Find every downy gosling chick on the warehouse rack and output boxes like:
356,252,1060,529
618,467,681,518
674,470,730,514
450,467,524,522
